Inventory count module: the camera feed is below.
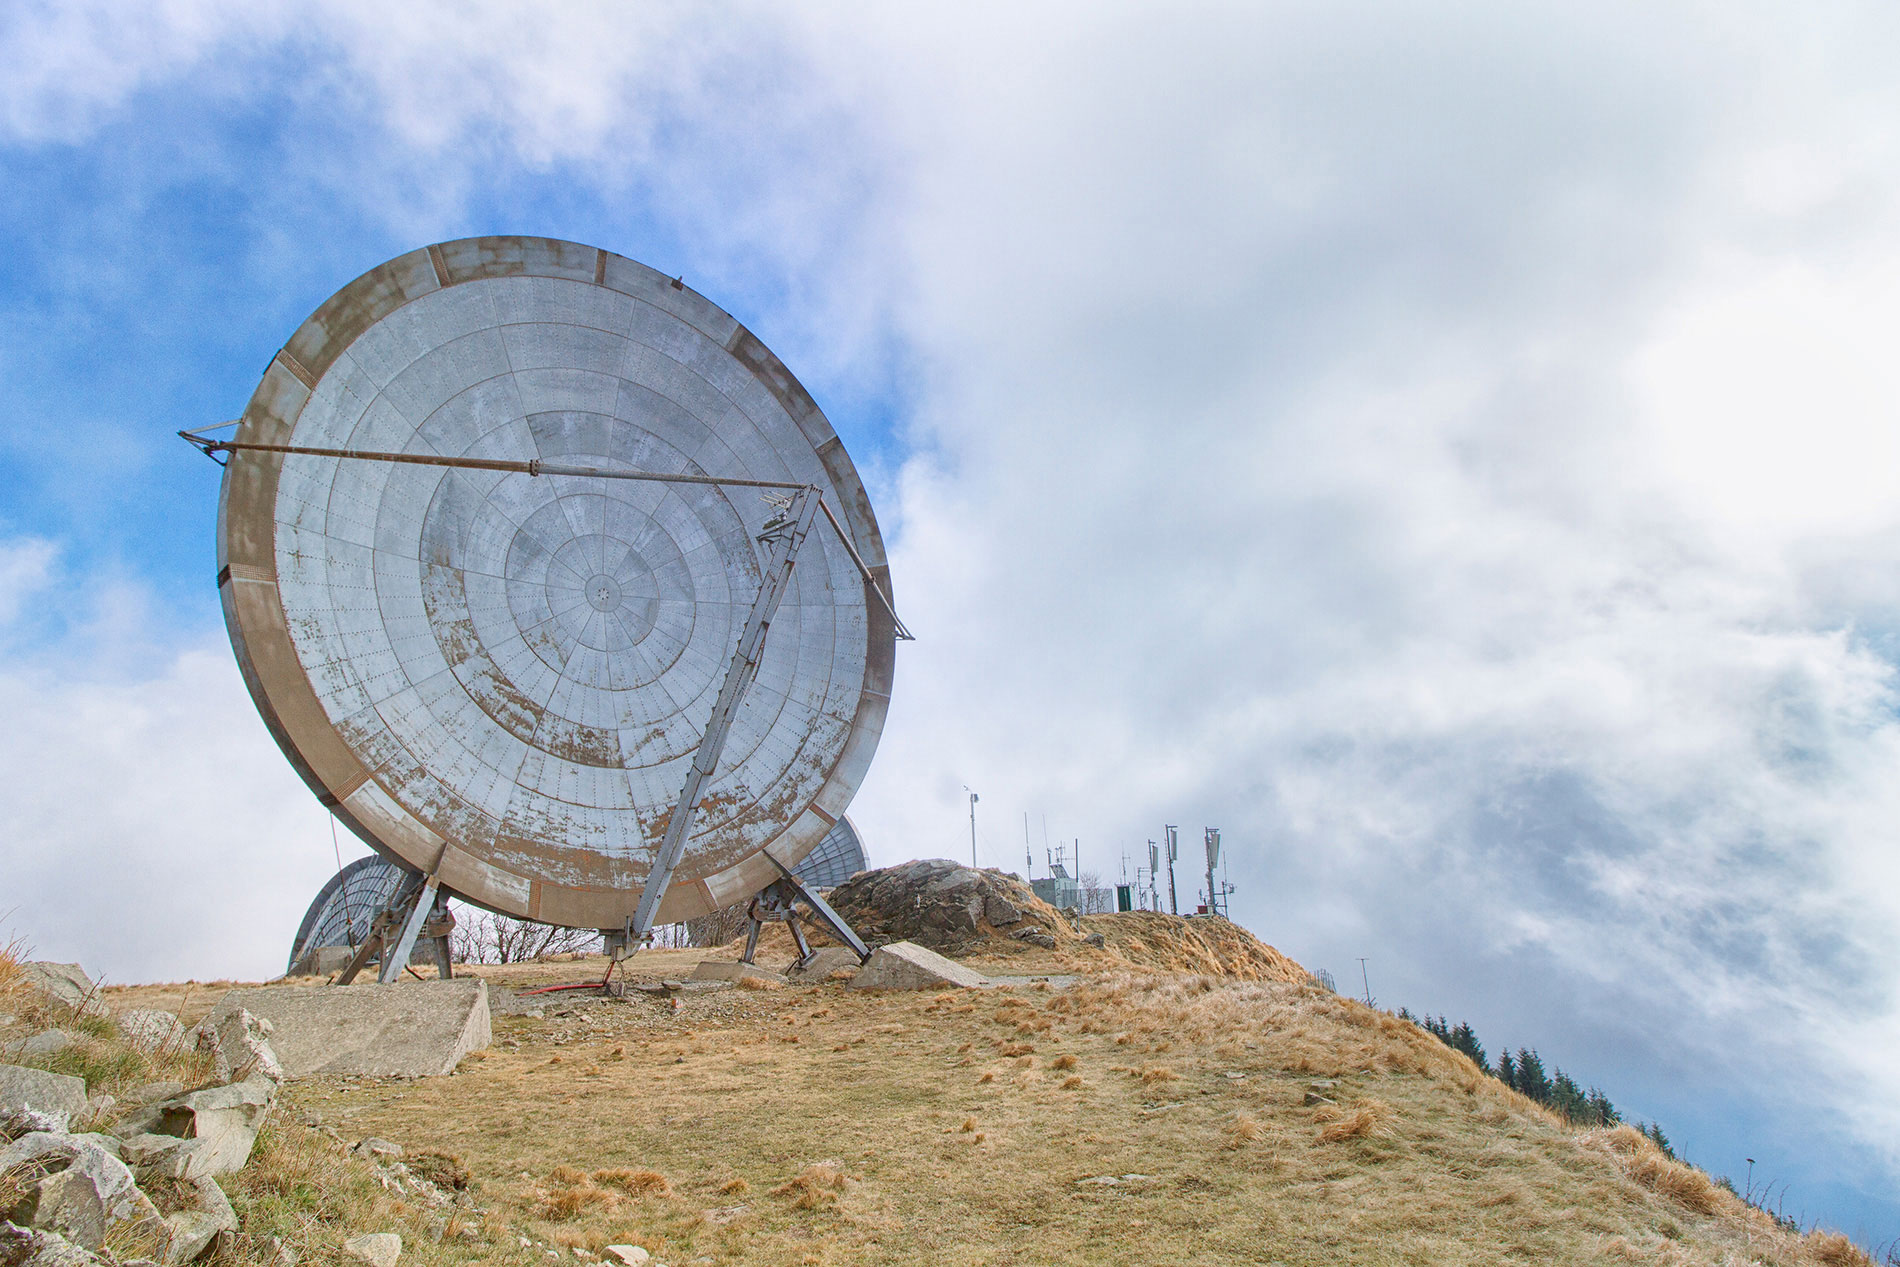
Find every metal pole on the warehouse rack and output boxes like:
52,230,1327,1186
1165,825,1179,915
179,431,912,640
1358,958,1373,1007
628,487,821,942
965,788,979,867
1204,827,1220,919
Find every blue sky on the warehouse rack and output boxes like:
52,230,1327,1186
5,1,1900,1249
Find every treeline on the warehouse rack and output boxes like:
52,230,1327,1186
1398,1009,1676,1158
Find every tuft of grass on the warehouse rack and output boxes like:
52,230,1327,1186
1315,1099,1394,1143
737,976,783,991
717,1177,748,1196
1593,1126,1723,1216
1806,1231,1874,1266
1222,1112,1265,1149
1060,1076,1084,1090
770,1162,853,1211
1050,1054,1077,1071
592,1168,671,1198
1139,1066,1178,1084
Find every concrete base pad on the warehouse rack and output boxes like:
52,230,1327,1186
201,981,490,1078
786,947,864,981
850,941,990,990
689,961,786,985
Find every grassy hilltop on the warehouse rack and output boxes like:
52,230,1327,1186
5,912,1876,1267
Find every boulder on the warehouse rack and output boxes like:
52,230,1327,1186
850,941,990,991
0,1066,86,1130
17,966,105,1018
689,962,785,985
2,1108,70,1141
199,981,489,1079
14,1032,74,1058
161,1175,237,1265
194,1009,282,1084
0,1132,156,1251
115,1074,275,1181
1011,928,1057,950
116,1012,185,1056
603,1248,649,1266
124,1082,185,1107
826,860,1075,954
341,1233,402,1267
0,1223,103,1267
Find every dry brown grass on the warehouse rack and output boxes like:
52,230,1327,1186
592,1167,671,1197
769,1162,853,1210
67,932,1863,1267
1806,1231,1874,1266
1314,1098,1395,1143
1592,1125,1724,1216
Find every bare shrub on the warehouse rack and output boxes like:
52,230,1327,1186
453,909,599,964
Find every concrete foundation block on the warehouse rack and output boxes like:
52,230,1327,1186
199,981,489,1079
849,941,990,990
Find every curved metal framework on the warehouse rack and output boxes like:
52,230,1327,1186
794,815,869,890
287,855,412,973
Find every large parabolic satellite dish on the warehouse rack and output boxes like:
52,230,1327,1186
210,237,897,933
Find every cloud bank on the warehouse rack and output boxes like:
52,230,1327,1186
4,0,1900,1238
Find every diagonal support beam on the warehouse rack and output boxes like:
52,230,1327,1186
765,854,871,963
627,487,823,942
378,875,440,984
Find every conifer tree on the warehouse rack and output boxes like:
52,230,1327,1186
1496,1051,1517,1090
1449,1021,1486,1068
1550,1070,1587,1122
1515,1048,1552,1103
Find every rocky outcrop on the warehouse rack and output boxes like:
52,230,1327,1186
826,861,1078,954
1,965,290,1267
0,1132,159,1251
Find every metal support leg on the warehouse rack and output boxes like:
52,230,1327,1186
379,875,439,984
335,873,424,985
626,488,822,946
766,857,871,964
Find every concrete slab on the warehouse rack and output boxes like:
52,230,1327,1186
849,941,990,990
689,961,786,985
785,947,863,981
200,981,489,1079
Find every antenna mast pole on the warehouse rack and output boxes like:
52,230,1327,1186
1164,825,1179,915
965,788,979,867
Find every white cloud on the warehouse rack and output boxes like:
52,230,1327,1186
7,0,1900,1221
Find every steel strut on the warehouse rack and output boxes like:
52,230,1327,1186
617,487,823,969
